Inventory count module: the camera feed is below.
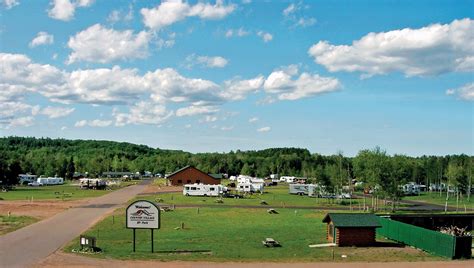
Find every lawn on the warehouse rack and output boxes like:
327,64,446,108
141,185,365,209
404,192,474,209
0,180,138,201
65,207,440,262
0,215,38,235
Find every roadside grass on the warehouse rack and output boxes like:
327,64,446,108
0,180,137,201
404,192,474,209
65,207,441,262
0,215,38,235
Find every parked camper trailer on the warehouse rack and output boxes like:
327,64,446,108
237,182,264,193
280,176,297,183
37,177,64,185
183,184,227,196
79,178,106,190
19,174,37,185
401,182,420,196
289,184,316,196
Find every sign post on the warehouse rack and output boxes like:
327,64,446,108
126,200,160,253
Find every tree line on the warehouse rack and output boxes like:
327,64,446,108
0,137,471,200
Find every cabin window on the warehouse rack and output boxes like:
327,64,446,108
196,180,201,184
185,187,190,190
191,187,197,190
177,180,182,184
245,186,249,188
210,187,215,191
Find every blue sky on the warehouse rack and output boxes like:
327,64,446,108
0,0,473,156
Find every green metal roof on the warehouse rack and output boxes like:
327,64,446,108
322,213,381,228
208,173,223,179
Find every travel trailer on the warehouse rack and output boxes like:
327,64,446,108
79,178,106,190
237,182,264,193
401,182,421,196
37,177,64,185
289,183,317,196
183,184,228,196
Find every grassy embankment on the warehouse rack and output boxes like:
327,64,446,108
65,207,441,262
0,215,38,235
0,180,139,201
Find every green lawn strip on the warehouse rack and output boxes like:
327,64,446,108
0,180,138,201
65,207,439,262
404,192,474,209
0,215,38,235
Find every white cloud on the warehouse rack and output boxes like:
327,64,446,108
257,126,271,132
220,75,265,101
107,5,134,23
283,3,296,17
248,117,258,123
67,24,150,64
221,126,234,131
3,0,19,9
47,0,94,21
446,82,474,101
225,27,249,38
257,31,273,42
297,17,316,27
29,32,54,47
141,0,235,30
75,119,112,128
185,124,192,128
61,126,67,131
9,116,34,127
203,115,218,122
176,105,219,117
39,106,75,118
263,65,341,100
308,18,474,77
113,102,173,126
185,54,228,69
241,0,251,4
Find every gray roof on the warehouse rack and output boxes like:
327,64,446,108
322,213,381,228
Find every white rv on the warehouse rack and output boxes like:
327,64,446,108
37,177,64,185
289,184,317,196
237,182,264,193
280,176,297,183
183,184,227,197
401,182,420,196
79,178,106,189
19,174,37,185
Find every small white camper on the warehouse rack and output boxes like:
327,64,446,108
37,177,64,185
183,184,227,197
289,184,317,196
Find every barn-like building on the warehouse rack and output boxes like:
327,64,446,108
322,213,381,246
167,166,220,186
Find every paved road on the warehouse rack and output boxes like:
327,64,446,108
0,180,150,268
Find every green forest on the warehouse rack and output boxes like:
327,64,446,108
0,137,472,200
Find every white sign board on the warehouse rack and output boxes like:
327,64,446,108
126,200,160,229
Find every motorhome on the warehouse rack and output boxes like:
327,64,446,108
37,177,64,185
183,184,227,196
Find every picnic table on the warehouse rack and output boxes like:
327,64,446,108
262,238,281,247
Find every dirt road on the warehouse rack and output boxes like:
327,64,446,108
36,251,474,268
0,180,149,268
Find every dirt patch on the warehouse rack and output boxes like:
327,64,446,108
36,251,474,268
0,199,90,220
140,184,182,195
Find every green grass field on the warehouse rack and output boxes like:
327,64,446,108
143,185,365,208
0,180,138,201
0,215,38,235
404,192,474,209
65,207,441,262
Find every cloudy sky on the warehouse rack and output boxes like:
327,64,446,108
0,0,473,156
